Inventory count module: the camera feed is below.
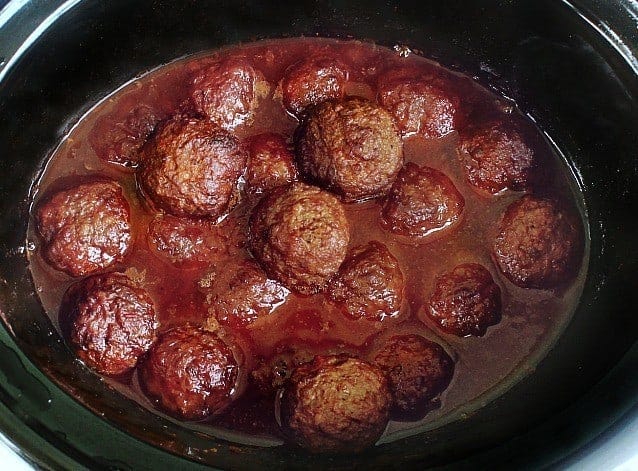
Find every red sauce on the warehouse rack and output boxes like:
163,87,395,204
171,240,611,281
27,38,587,446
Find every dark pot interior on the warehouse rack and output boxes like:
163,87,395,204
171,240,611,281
0,0,637,469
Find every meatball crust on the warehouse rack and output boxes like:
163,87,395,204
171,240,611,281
493,196,582,289
245,133,298,196
139,325,239,420
458,122,535,195
205,260,290,328
36,180,132,277
249,183,350,295
280,355,391,453
327,241,404,321
296,98,403,202
282,56,348,116
138,115,247,218
190,58,265,130
374,335,454,415
377,70,458,138
381,163,465,239
60,272,158,375
427,263,501,337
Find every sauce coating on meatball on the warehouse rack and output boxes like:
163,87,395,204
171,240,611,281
327,241,404,321
427,263,501,337
35,180,132,277
279,355,391,453
295,98,403,202
139,325,240,420
381,163,465,239
60,272,158,375
244,133,298,196
249,182,350,295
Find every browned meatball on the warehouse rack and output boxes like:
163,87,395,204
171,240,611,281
493,196,582,289
427,263,501,337
244,133,298,196
249,183,350,295
295,98,403,202
282,56,348,116
374,335,454,416
60,272,158,375
190,58,266,131
279,355,391,453
327,241,404,321
458,122,535,195
377,69,458,138
139,325,240,420
204,260,290,328
36,180,132,277
381,163,465,239
138,115,247,218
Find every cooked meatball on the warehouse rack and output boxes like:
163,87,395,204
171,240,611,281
36,180,132,277
139,325,240,420
190,58,265,130
377,69,457,138
205,260,290,328
60,272,158,375
295,98,403,202
427,263,501,337
249,183,350,294
458,122,535,195
279,355,391,453
327,241,404,321
245,133,298,196
138,115,247,218
374,335,454,416
282,56,348,116
381,163,465,239
493,195,582,289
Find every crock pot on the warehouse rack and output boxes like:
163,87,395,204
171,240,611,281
0,0,637,469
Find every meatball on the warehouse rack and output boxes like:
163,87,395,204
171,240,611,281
295,98,403,202
458,122,535,195
374,335,454,416
205,260,290,328
493,195,582,289
36,180,132,277
381,163,465,239
282,56,348,116
139,325,239,420
377,69,457,138
249,183,350,295
190,58,265,131
138,115,247,218
279,355,391,453
245,133,298,196
60,272,158,376
327,241,404,321
427,263,501,337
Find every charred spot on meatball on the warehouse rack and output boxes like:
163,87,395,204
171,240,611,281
60,272,158,376
245,133,298,196
374,335,454,417
295,98,403,202
381,163,464,239
327,241,404,322
458,122,536,195
36,180,132,277
279,355,391,454
427,263,501,337
190,58,266,131
138,115,247,218
493,195,582,289
282,56,348,116
139,324,240,420
249,182,350,295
